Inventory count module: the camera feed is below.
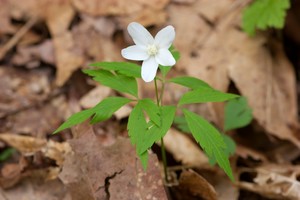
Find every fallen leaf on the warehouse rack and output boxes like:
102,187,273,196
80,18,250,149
171,169,217,200
117,7,167,28
3,177,71,200
12,40,55,68
72,21,122,62
5,96,67,137
237,164,300,200
0,133,71,167
81,14,117,37
53,32,84,87
71,0,169,16
114,104,132,120
168,1,300,146
0,156,27,189
59,125,168,200
163,128,209,167
0,134,46,155
79,86,111,109
235,145,268,163
41,140,72,166
0,67,51,118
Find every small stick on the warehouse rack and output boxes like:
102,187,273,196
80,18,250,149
0,16,38,60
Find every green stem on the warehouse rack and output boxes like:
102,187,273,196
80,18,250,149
154,78,160,106
154,78,168,182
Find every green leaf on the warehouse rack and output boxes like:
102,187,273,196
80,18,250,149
170,45,180,62
169,76,211,90
222,134,236,157
83,69,138,97
127,102,148,145
127,104,176,169
139,151,149,170
53,108,95,134
183,109,234,181
173,116,191,133
242,0,290,36
89,62,141,78
54,97,132,134
179,87,239,105
224,97,253,131
209,134,236,165
0,148,16,162
139,99,161,127
91,97,132,124
137,105,176,155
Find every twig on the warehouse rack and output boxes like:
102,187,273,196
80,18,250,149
0,16,38,60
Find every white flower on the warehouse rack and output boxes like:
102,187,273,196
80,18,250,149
121,22,176,82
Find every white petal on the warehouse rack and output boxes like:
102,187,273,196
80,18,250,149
127,22,154,47
121,45,149,61
155,49,176,66
141,57,159,82
154,25,175,49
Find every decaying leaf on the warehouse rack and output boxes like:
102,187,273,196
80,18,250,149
0,67,50,118
0,134,46,155
168,1,300,146
163,128,209,167
0,133,71,166
71,0,169,16
79,86,111,109
59,125,168,200
237,164,300,200
3,176,71,200
53,32,84,87
171,169,217,200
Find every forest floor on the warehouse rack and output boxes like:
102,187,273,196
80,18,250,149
0,0,300,199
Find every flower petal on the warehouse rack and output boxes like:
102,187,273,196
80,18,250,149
141,57,159,82
121,45,149,61
154,25,175,49
127,22,154,47
155,49,176,66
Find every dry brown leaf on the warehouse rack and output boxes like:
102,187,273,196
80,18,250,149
172,169,217,200
172,0,195,4
79,86,111,109
0,134,46,155
43,0,75,36
0,66,52,118
117,7,167,28
12,40,54,67
227,31,299,146
71,0,169,16
59,125,168,200
41,140,72,166
2,177,71,200
53,32,84,86
0,157,27,189
237,164,300,200
81,14,117,37
72,22,122,62
167,1,300,145
114,104,132,120
5,96,67,137
235,145,268,163
0,0,16,34
163,128,209,167
0,133,71,167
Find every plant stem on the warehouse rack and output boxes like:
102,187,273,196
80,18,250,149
154,78,169,182
154,78,160,106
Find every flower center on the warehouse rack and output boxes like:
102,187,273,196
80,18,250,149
147,44,158,56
